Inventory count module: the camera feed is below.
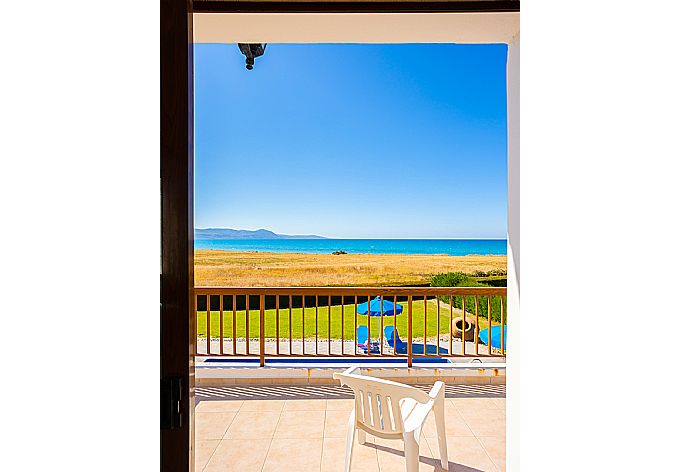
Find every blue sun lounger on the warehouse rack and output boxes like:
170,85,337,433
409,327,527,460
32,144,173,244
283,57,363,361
478,325,508,349
356,326,379,353
383,326,406,353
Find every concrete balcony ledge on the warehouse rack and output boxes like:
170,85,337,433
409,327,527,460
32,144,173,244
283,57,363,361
195,357,506,387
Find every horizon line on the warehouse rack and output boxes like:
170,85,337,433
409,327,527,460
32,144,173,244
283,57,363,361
194,228,506,240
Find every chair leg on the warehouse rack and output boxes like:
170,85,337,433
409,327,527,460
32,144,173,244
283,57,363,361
344,410,356,472
433,392,449,470
403,431,420,472
357,428,366,445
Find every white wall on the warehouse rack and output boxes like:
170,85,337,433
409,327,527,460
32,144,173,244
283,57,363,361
506,33,520,472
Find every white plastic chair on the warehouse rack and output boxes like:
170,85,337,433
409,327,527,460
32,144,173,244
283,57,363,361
333,366,449,472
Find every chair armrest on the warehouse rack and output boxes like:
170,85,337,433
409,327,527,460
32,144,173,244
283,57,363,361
402,381,445,433
428,381,445,402
403,399,435,433
333,365,360,383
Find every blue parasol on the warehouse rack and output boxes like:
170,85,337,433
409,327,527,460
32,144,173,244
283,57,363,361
356,296,403,317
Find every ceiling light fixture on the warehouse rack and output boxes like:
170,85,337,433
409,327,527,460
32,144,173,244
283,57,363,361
237,43,267,70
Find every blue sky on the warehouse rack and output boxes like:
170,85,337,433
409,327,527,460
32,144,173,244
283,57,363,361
194,43,507,239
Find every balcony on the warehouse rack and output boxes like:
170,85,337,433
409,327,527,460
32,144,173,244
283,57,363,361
193,286,506,471
195,383,506,472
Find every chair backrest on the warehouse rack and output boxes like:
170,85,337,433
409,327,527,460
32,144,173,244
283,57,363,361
383,326,403,349
356,326,369,345
334,368,430,436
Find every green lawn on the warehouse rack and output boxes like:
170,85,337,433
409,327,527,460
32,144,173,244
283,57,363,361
196,299,494,340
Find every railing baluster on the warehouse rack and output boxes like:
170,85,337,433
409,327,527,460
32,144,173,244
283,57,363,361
220,295,224,356
354,295,358,357
232,295,237,355
302,295,305,355
206,294,211,356
379,294,384,356
420,296,424,354
276,295,280,355
436,296,440,355
449,294,453,357
393,295,397,355
315,295,319,356
341,295,344,355
289,295,293,355
194,295,199,356
474,295,479,356
367,295,371,357
501,295,505,355
461,295,466,356
488,295,492,357
328,295,332,356
245,294,249,356
259,294,265,366
407,295,413,367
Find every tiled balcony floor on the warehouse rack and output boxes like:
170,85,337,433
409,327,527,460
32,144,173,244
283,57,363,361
195,383,506,472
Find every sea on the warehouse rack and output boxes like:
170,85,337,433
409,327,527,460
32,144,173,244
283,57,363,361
193,239,507,256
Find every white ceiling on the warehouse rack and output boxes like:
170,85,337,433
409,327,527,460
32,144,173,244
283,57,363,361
193,12,520,44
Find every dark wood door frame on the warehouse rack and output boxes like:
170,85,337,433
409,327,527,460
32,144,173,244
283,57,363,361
161,1,194,471
160,1,518,470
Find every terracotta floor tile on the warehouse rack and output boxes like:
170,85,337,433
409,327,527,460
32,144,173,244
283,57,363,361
195,439,220,471
458,409,505,422
490,398,506,410
422,407,475,438
223,411,279,439
477,437,505,472
459,410,506,438
283,399,328,411
327,399,355,411
263,438,323,472
374,436,433,454
374,437,437,472
425,435,497,472
195,412,237,440
196,400,244,413
322,437,379,472
238,400,285,412
274,410,326,439
325,410,353,438
450,398,502,414
203,439,271,472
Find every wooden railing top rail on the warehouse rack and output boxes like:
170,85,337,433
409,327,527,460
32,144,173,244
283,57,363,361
194,286,507,296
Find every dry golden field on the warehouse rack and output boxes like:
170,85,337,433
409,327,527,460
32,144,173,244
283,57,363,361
194,250,507,287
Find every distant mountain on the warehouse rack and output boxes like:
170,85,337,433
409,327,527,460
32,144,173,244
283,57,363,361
194,228,327,240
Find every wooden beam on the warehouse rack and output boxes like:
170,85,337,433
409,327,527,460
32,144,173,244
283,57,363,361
193,1,520,13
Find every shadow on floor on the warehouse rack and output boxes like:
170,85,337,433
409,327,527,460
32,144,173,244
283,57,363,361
375,444,487,472
195,383,505,404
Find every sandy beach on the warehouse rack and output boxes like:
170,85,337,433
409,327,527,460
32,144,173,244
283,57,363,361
194,250,507,287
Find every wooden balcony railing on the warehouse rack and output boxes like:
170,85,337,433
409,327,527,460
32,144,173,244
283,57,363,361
194,287,507,366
